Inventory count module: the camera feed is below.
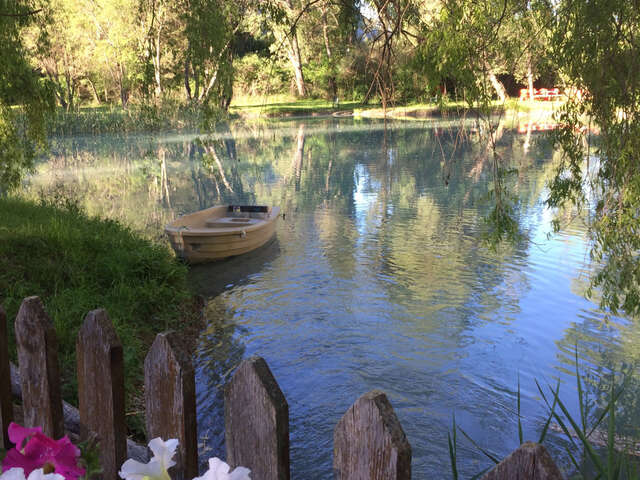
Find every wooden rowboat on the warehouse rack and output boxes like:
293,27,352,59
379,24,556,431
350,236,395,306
165,205,280,264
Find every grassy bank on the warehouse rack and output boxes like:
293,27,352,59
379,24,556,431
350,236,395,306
46,96,560,136
230,95,561,120
0,196,198,435
353,98,560,119
230,95,371,117
49,102,223,136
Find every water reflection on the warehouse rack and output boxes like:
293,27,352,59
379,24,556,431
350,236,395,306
23,116,637,477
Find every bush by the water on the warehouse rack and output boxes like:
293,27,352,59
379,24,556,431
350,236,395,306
0,196,197,435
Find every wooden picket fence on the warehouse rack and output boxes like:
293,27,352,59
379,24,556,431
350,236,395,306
0,297,565,480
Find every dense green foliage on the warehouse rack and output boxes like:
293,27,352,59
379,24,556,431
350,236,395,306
0,196,196,434
0,0,639,314
547,0,640,316
0,0,54,191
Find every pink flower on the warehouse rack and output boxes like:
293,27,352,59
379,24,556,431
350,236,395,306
6,424,43,451
1,423,85,480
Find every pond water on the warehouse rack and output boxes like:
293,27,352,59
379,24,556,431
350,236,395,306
25,116,640,477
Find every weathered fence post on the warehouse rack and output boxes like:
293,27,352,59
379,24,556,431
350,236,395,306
333,390,411,480
77,309,127,480
224,356,290,480
15,296,64,438
145,332,197,480
480,442,564,480
0,305,14,449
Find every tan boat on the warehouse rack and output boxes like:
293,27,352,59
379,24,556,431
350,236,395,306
165,205,280,263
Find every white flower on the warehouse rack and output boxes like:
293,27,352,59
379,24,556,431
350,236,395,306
27,470,65,480
119,438,179,480
0,468,26,480
193,458,251,480
0,468,64,480
148,438,179,472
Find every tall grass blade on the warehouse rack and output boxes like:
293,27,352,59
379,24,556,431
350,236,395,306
536,379,559,443
575,347,587,434
587,376,627,439
553,389,605,474
565,447,583,476
458,426,501,465
448,414,458,480
518,374,523,445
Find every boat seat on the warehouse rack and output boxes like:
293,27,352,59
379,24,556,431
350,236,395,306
205,216,261,228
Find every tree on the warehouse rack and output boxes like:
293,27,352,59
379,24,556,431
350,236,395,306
548,0,640,316
359,0,419,108
26,0,93,110
183,0,249,108
259,0,308,97
83,0,146,107
0,0,54,192
139,0,183,99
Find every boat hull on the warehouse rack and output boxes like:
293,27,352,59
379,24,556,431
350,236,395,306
165,205,280,264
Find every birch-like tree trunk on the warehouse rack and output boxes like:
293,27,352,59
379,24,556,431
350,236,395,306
527,57,535,106
488,71,506,103
287,34,307,97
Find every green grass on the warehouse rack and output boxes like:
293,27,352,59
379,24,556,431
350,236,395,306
230,94,562,120
230,95,371,116
0,196,197,436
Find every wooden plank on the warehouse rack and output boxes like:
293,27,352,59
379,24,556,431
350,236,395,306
333,390,411,480
224,356,290,480
77,309,127,480
0,305,14,449
144,332,197,480
14,296,64,438
481,442,564,480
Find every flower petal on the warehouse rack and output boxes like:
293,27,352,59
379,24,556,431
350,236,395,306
229,467,251,480
148,438,179,471
2,448,41,476
26,469,65,480
119,458,164,480
18,434,84,480
0,467,27,480
7,425,42,451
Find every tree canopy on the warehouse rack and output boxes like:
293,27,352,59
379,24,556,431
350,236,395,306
1,0,640,317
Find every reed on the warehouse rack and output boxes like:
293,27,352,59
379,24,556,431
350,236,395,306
48,101,223,136
449,350,640,479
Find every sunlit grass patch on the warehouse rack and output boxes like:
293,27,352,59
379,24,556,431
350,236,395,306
230,95,370,116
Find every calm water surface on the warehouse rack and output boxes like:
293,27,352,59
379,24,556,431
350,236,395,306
26,117,640,477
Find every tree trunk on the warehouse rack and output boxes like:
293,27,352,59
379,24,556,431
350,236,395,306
184,57,192,101
87,77,101,104
153,27,162,98
286,35,306,97
118,64,128,108
194,68,200,100
527,57,535,107
488,71,506,103
322,7,337,100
